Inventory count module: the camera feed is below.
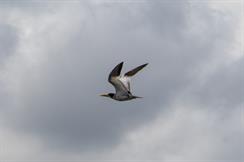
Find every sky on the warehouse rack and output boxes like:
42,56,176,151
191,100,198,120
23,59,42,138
0,0,243,161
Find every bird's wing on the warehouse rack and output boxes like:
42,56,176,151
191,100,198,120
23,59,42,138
108,62,123,82
112,77,130,96
125,63,148,77
118,63,148,92
108,62,129,96
119,76,131,91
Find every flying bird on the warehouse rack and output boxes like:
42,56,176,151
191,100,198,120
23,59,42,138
100,62,148,101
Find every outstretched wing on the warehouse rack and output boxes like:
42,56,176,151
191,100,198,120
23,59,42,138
119,63,148,92
108,62,123,82
119,76,131,91
108,62,129,96
125,63,148,77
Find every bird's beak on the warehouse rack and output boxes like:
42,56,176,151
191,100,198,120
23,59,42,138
100,93,109,97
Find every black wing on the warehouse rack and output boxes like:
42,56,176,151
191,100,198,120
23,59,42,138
125,63,148,77
108,62,129,95
108,62,123,83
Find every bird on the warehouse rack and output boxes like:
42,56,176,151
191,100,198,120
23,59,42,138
100,62,148,101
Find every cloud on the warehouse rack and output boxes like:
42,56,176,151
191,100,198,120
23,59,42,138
0,23,18,64
0,0,242,160
1,1,189,151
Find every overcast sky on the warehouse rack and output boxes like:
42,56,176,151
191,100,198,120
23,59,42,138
0,0,243,161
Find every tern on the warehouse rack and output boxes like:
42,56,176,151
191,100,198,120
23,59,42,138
100,62,148,101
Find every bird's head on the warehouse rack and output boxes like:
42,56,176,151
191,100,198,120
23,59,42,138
100,93,114,99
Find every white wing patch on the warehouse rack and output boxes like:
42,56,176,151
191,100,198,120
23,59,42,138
110,76,129,96
119,76,131,91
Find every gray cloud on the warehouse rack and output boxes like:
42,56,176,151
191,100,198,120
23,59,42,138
0,0,242,160
0,24,18,64
192,57,244,108
2,2,190,151
0,23,18,114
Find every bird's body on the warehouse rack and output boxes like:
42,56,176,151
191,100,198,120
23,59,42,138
100,62,148,101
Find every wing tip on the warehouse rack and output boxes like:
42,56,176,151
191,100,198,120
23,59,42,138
124,63,148,77
109,61,124,79
143,63,149,67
